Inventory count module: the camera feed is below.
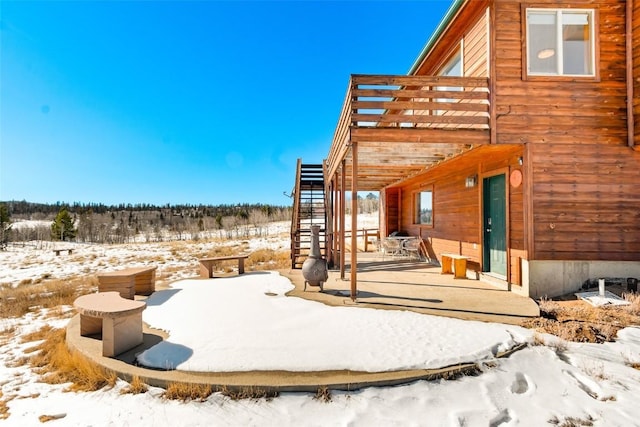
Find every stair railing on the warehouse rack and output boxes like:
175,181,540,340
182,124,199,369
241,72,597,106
290,158,303,268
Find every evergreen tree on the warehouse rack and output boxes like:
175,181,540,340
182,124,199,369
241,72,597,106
0,203,11,250
51,208,77,241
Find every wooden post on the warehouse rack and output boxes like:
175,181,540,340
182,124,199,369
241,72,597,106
332,172,340,266
340,160,346,280
489,4,497,145
326,177,333,267
350,142,358,301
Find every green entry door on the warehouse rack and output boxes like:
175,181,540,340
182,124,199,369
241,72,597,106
483,174,507,277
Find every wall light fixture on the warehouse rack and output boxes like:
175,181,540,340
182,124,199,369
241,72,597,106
465,175,477,188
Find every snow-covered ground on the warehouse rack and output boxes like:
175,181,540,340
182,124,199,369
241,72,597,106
136,273,526,372
0,220,292,287
2,214,640,426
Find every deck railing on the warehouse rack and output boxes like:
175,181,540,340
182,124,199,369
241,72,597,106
327,74,490,175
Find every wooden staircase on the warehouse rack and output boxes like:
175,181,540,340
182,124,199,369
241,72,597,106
291,160,327,269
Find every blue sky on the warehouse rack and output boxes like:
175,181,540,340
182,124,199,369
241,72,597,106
1,0,452,206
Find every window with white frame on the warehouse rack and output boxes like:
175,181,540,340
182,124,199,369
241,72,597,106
440,50,463,78
435,50,463,116
526,9,595,77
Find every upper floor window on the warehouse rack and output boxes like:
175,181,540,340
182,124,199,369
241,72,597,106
525,9,595,77
440,51,463,78
435,50,463,115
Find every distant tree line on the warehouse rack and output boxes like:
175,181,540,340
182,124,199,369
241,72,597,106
0,203,11,250
355,193,379,214
4,200,288,218
1,201,292,246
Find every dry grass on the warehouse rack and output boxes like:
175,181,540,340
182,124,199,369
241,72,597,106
163,382,212,401
623,292,640,316
202,246,235,258
248,249,290,270
0,389,10,420
581,360,608,381
313,386,332,402
548,415,595,427
217,385,278,401
21,325,56,344
532,333,569,353
43,306,74,320
621,353,640,370
25,327,117,392
530,332,544,346
38,413,67,423
0,324,17,344
522,296,640,344
120,376,148,395
0,276,97,318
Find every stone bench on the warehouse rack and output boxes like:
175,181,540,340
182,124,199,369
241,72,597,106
440,253,470,279
74,292,146,357
97,266,157,299
53,248,73,256
198,255,249,278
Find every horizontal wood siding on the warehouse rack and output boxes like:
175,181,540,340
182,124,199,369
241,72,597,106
414,1,490,75
464,8,489,78
412,7,490,130
495,1,626,147
494,0,640,261
530,143,640,260
394,145,526,284
634,0,640,144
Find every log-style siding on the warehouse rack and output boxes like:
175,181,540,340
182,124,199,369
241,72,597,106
530,143,640,260
494,0,640,261
634,0,640,145
390,5,529,285
322,0,640,295
495,1,627,145
392,145,525,285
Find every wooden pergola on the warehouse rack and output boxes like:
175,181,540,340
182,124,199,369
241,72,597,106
324,75,492,299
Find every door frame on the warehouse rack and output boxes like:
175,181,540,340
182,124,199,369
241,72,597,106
480,168,510,287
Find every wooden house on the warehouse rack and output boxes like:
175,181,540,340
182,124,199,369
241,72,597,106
319,0,640,299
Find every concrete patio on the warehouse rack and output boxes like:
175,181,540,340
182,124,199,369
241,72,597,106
281,252,540,325
66,252,540,391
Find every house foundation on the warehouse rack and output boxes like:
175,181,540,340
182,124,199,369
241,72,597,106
524,261,640,299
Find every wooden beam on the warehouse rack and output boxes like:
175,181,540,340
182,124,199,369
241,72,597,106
350,142,358,301
489,3,497,145
524,146,534,264
350,127,490,144
351,74,488,87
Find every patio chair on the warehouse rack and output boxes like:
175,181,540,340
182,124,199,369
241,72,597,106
403,238,421,260
381,237,402,260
